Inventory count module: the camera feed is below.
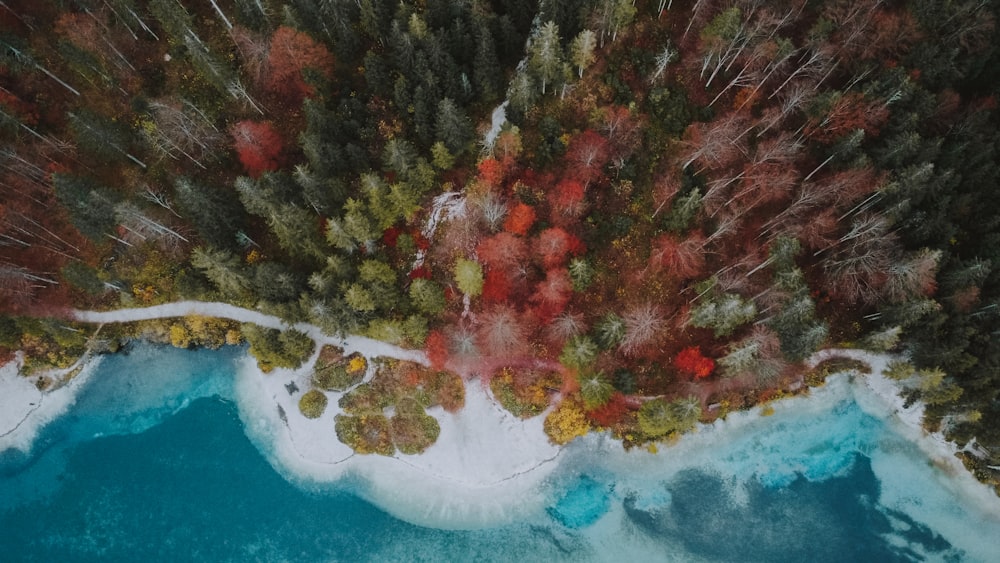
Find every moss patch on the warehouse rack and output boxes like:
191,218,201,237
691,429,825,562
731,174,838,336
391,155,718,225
390,411,441,455
313,348,366,391
298,389,328,419
335,414,394,456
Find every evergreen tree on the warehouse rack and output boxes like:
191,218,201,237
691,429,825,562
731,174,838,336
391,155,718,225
410,278,446,315
689,292,756,338
528,21,564,95
569,29,597,78
191,246,252,298
473,26,503,102
434,98,473,155
51,174,118,242
174,177,245,249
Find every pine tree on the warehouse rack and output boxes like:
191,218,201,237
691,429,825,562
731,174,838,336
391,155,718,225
174,178,244,249
528,21,563,95
191,246,252,298
595,312,626,349
473,26,503,102
435,98,474,155
410,278,446,315
569,29,597,78
51,174,118,242
560,335,598,369
689,293,756,338
578,371,614,410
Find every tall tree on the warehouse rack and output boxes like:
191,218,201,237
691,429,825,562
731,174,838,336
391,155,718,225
434,98,474,154
265,26,335,103
528,21,564,95
569,29,597,78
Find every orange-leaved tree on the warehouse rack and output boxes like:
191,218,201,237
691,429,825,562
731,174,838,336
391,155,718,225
504,202,536,236
674,346,715,379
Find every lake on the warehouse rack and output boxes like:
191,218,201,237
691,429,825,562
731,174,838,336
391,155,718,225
2,344,998,562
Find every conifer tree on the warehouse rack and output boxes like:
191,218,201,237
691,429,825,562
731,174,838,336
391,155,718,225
51,174,118,242
569,29,597,78
528,21,564,95
434,98,474,154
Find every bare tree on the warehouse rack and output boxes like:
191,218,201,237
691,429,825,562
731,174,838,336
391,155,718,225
620,303,665,356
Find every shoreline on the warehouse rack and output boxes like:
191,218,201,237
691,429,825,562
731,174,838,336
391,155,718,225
231,348,563,529
3,305,1000,529
0,352,104,454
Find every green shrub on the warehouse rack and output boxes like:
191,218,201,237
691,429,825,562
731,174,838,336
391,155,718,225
335,414,394,455
338,383,391,414
242,324,315,372
313,349,366,391
390,412,441,455
298,390,328,419
489,367,558,418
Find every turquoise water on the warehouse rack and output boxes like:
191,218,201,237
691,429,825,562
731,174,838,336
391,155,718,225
2,345,998,562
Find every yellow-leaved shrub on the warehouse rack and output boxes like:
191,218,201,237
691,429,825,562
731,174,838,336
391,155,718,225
544,400,590,445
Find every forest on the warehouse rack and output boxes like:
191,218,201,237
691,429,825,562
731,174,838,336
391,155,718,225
1,0,999,492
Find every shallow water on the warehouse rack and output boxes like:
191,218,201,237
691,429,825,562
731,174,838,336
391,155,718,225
1,345,998,562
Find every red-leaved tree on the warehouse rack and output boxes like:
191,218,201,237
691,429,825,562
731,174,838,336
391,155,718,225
476,231,528,271
230,120,283,177
477,305,530,357
548,178,586,221
482,269,513,303
266,26,335,103
647,233,706,280
530,268,573,320
426,330,450,370
674,346,715,379
587,392,632,427
806,93,889,143
565,130,610,184
601,105,642,166
534,227,585,269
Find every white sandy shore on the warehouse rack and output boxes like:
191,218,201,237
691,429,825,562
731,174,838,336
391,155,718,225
807,348,1000,520
807,349,962,475
72,302,560,527
0,352,103,453
233,349,561,529
4,302,999,529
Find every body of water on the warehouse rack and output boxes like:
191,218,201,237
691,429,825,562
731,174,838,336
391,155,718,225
1,345,998,562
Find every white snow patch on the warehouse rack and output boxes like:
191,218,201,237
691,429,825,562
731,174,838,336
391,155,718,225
482,101,509,152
